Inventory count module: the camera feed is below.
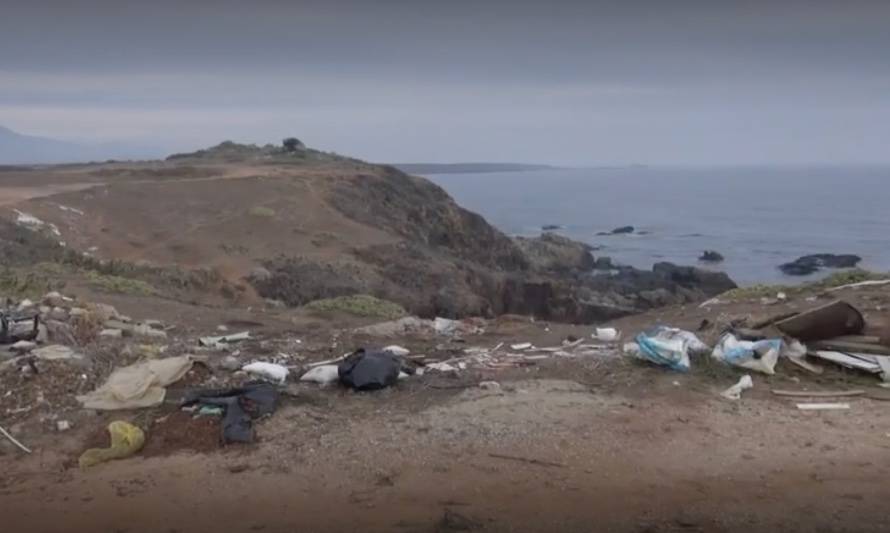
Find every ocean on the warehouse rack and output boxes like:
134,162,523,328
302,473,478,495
425,166,890,286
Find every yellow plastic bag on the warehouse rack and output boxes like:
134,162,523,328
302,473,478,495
79,421,145,468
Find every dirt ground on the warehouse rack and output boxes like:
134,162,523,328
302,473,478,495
3,286,890,533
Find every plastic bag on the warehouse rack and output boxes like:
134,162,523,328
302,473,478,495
242,362,289,384
712,334,782,375
300,365,340,385
592,328,621,342
720,374,753,400
631,327,709,372
79,421,145,468
338,349,401,390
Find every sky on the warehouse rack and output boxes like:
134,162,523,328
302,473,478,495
2,0,890,165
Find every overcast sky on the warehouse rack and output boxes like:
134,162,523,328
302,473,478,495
2,0,889,165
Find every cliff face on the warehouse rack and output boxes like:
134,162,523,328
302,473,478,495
255,164,736,321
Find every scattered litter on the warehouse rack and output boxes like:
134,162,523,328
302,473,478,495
1,311,39,344
809,351,881,374
299,365,340,385
0,423,31,454
56,420,72,432
199,331,251,347
242,362,289,384
79,421,145,468
720,375,753,400
425,362,459,373
77,355,194,410
712,334,781,375
796,403,850,411
181,383,279,443
338,349,402,391
827,279,890,292
510,343,533,351
99,328,123,338
630,327,709,372
479,381,501,391
772,389,865,398
592,327,621,342
383,345,410,357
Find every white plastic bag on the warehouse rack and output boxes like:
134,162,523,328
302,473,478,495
383,345,410,357
242,362,289,384
631,327,708,372
299,364,340,385
592,328,621,342
720,374,753,400
711,334,781,375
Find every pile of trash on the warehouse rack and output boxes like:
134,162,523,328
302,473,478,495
623,298,890,403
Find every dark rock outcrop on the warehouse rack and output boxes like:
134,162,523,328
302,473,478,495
699,250,724,263
779,254,862,276
611,225,635,234
514,233,594,274
541,224,563,231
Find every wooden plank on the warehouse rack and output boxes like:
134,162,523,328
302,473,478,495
796,403,850,411
772,389,865,398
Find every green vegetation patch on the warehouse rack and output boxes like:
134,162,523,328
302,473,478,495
720,269,888,301
85,270,156,296
248,206,276,218
303,294,406,319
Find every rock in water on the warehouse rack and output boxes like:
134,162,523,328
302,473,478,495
699,250,724,263
779,254,862,276
611,225,635,234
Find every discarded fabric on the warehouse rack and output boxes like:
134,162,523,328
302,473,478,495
712,334,781,375
300,364,340,385
242,362,289,384
338,349,401,391
182,383,279,443
721,375,753,400
77,355,194,410
79,421,145,468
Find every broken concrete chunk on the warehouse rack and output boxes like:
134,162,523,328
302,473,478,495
133,324,167,340
91,303,121,322
33,344,82,361
47,307,69,322
42,291,67,307
10,340,36,353
99,329,123,338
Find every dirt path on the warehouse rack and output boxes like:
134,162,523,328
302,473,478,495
3,366,889,533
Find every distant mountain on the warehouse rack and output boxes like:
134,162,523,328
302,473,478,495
0,125,162,164
392,162,558,175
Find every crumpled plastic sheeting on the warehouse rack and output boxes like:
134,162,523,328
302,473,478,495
629,327,710,372
712,334,782,375
76,356,194,410
79,421,145,468
338,349,402,390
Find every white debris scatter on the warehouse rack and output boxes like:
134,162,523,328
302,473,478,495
720,375,754,400
56,204,85,216
242,362,289,384
13,210,62,236
383,345,410,357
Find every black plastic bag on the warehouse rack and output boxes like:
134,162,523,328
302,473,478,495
181,382,279,443
338,349,401,391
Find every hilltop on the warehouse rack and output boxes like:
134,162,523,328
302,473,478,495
0,140,734,323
